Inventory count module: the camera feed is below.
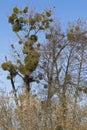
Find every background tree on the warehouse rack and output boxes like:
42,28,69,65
39,19,87,129
67,19,87,129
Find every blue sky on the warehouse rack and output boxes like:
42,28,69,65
1,0,87,91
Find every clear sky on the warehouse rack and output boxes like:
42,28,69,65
0,0,87,91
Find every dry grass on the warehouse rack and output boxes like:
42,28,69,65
0,91,87,130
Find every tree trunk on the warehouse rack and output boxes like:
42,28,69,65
10,77,18,106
